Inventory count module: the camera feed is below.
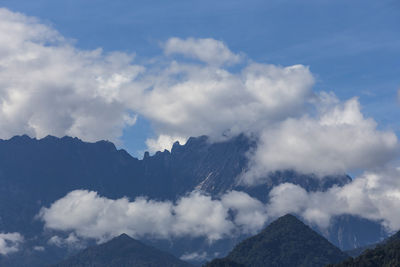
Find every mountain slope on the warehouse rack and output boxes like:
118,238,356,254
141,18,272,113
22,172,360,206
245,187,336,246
329,231,400,267
204,258,245,267
52,233,192,267
207,214,349,267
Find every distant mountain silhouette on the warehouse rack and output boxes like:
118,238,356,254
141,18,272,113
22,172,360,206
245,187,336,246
52,233,192,267
329,230,400,266
206,214,349,267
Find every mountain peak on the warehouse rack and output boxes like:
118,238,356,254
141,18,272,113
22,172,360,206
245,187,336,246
259,213,306,233
117,233,131,239
272,213,299,223
113,233,133,242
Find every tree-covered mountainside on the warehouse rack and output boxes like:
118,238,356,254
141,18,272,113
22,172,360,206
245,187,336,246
344,243,378,258
206,214,349,267
328,231,400,267
204,258,245,267
52,233,192,267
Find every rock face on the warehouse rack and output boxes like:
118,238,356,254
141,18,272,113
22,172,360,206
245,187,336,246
52,233,192,267
140,134,351,199
322,215,386,251
0,134,387,266
206,214,349,267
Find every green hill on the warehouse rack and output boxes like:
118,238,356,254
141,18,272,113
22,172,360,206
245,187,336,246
206,214,349,267
52,233,192,267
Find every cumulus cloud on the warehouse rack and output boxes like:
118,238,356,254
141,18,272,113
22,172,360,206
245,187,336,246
164,37,242,66
267,167,400,231
242,94,399,184
39,190,268,242
0,232,23,255
0,8,317,152
48,233,85,249
136,62,314,147
0,8,142,143
221,190,268,233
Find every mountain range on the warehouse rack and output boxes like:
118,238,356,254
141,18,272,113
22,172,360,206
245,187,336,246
0,134,389,266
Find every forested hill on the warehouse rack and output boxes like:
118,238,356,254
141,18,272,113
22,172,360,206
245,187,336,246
52,233,192,267
205,214,349,267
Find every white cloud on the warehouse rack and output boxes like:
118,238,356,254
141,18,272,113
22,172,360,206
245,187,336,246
136,61,314,147
39,168,400,243
242,95,399,184
164,37,242,66
221,190,268,234
171,192,234,241
0,8,141,143
266,166,400,232
180,251,208,261
48,233,85,249
0,232,23,255
145,134,187,153
39,190,267,243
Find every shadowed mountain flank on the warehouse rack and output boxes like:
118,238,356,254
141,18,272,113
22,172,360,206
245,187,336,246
206,214,349,267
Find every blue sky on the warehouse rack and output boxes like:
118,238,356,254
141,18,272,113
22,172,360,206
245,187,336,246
0,0,399,156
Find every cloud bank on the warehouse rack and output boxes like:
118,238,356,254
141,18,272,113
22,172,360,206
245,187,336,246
267,167,400,232
242,94,399,183
0,232,23,255
39,190,267,243
40,168,400,243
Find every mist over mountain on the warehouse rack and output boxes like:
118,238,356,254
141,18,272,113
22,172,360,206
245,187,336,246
0,134,388,266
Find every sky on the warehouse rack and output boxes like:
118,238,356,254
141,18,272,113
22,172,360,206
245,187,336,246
0,0,398,157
